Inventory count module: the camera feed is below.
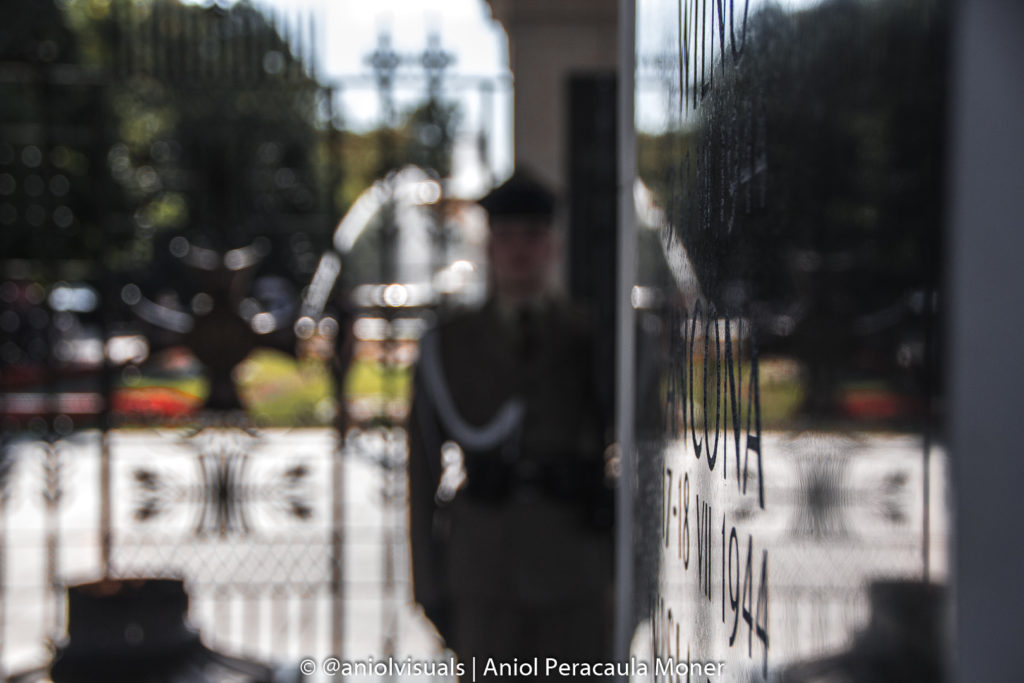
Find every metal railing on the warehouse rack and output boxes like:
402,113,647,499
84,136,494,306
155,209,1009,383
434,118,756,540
0,0,503,677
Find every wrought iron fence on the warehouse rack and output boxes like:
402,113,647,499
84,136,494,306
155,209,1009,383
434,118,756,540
0,0,506,678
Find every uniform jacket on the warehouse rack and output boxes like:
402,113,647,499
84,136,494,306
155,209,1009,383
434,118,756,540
407,297,613,610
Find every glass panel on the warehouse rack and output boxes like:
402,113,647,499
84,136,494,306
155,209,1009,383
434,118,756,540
631,0,948,679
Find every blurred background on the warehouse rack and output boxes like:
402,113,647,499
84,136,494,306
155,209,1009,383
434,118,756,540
0,0,629,678
2,0,1021,680
0,0,516,678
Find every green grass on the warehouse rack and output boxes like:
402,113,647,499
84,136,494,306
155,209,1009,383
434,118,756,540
343,357,412,401
235,350,337,425
117,349,413,426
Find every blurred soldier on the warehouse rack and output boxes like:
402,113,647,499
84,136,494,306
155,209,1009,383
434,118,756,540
407,170,613,678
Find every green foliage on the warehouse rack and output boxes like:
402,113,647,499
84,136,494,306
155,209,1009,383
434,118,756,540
3,0,461,272
344,356,411,402
235,349,336,426
331,98,460,216
647,0,947,419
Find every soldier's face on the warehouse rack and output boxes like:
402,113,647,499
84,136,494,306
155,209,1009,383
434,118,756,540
487,217,557,300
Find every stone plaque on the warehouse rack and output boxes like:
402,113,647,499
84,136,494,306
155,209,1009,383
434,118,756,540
629,0,948,680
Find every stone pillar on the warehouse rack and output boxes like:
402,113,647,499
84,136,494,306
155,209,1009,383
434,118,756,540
486,0,618,192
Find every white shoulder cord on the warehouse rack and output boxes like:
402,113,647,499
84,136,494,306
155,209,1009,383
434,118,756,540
417,327,524,453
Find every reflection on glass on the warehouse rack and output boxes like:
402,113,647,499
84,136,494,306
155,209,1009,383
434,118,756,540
631,0,948,679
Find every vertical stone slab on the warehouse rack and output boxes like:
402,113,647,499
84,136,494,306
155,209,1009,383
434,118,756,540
630,0,949,679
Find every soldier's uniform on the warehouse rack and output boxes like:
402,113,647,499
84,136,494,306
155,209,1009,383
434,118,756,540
407,294,613,676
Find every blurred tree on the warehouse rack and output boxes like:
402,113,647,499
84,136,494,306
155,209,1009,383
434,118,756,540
332,98,460,213
0,0,128,266
94,0,329,282
4,0,461,280
403,96,459,179
649,0,947,420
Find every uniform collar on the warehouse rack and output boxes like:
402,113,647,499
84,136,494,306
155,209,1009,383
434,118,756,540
491,293,553,328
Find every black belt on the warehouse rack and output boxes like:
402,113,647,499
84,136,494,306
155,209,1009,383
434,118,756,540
461,453,605,504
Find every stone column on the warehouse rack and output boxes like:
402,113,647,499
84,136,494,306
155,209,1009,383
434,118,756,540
486,0,618,193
